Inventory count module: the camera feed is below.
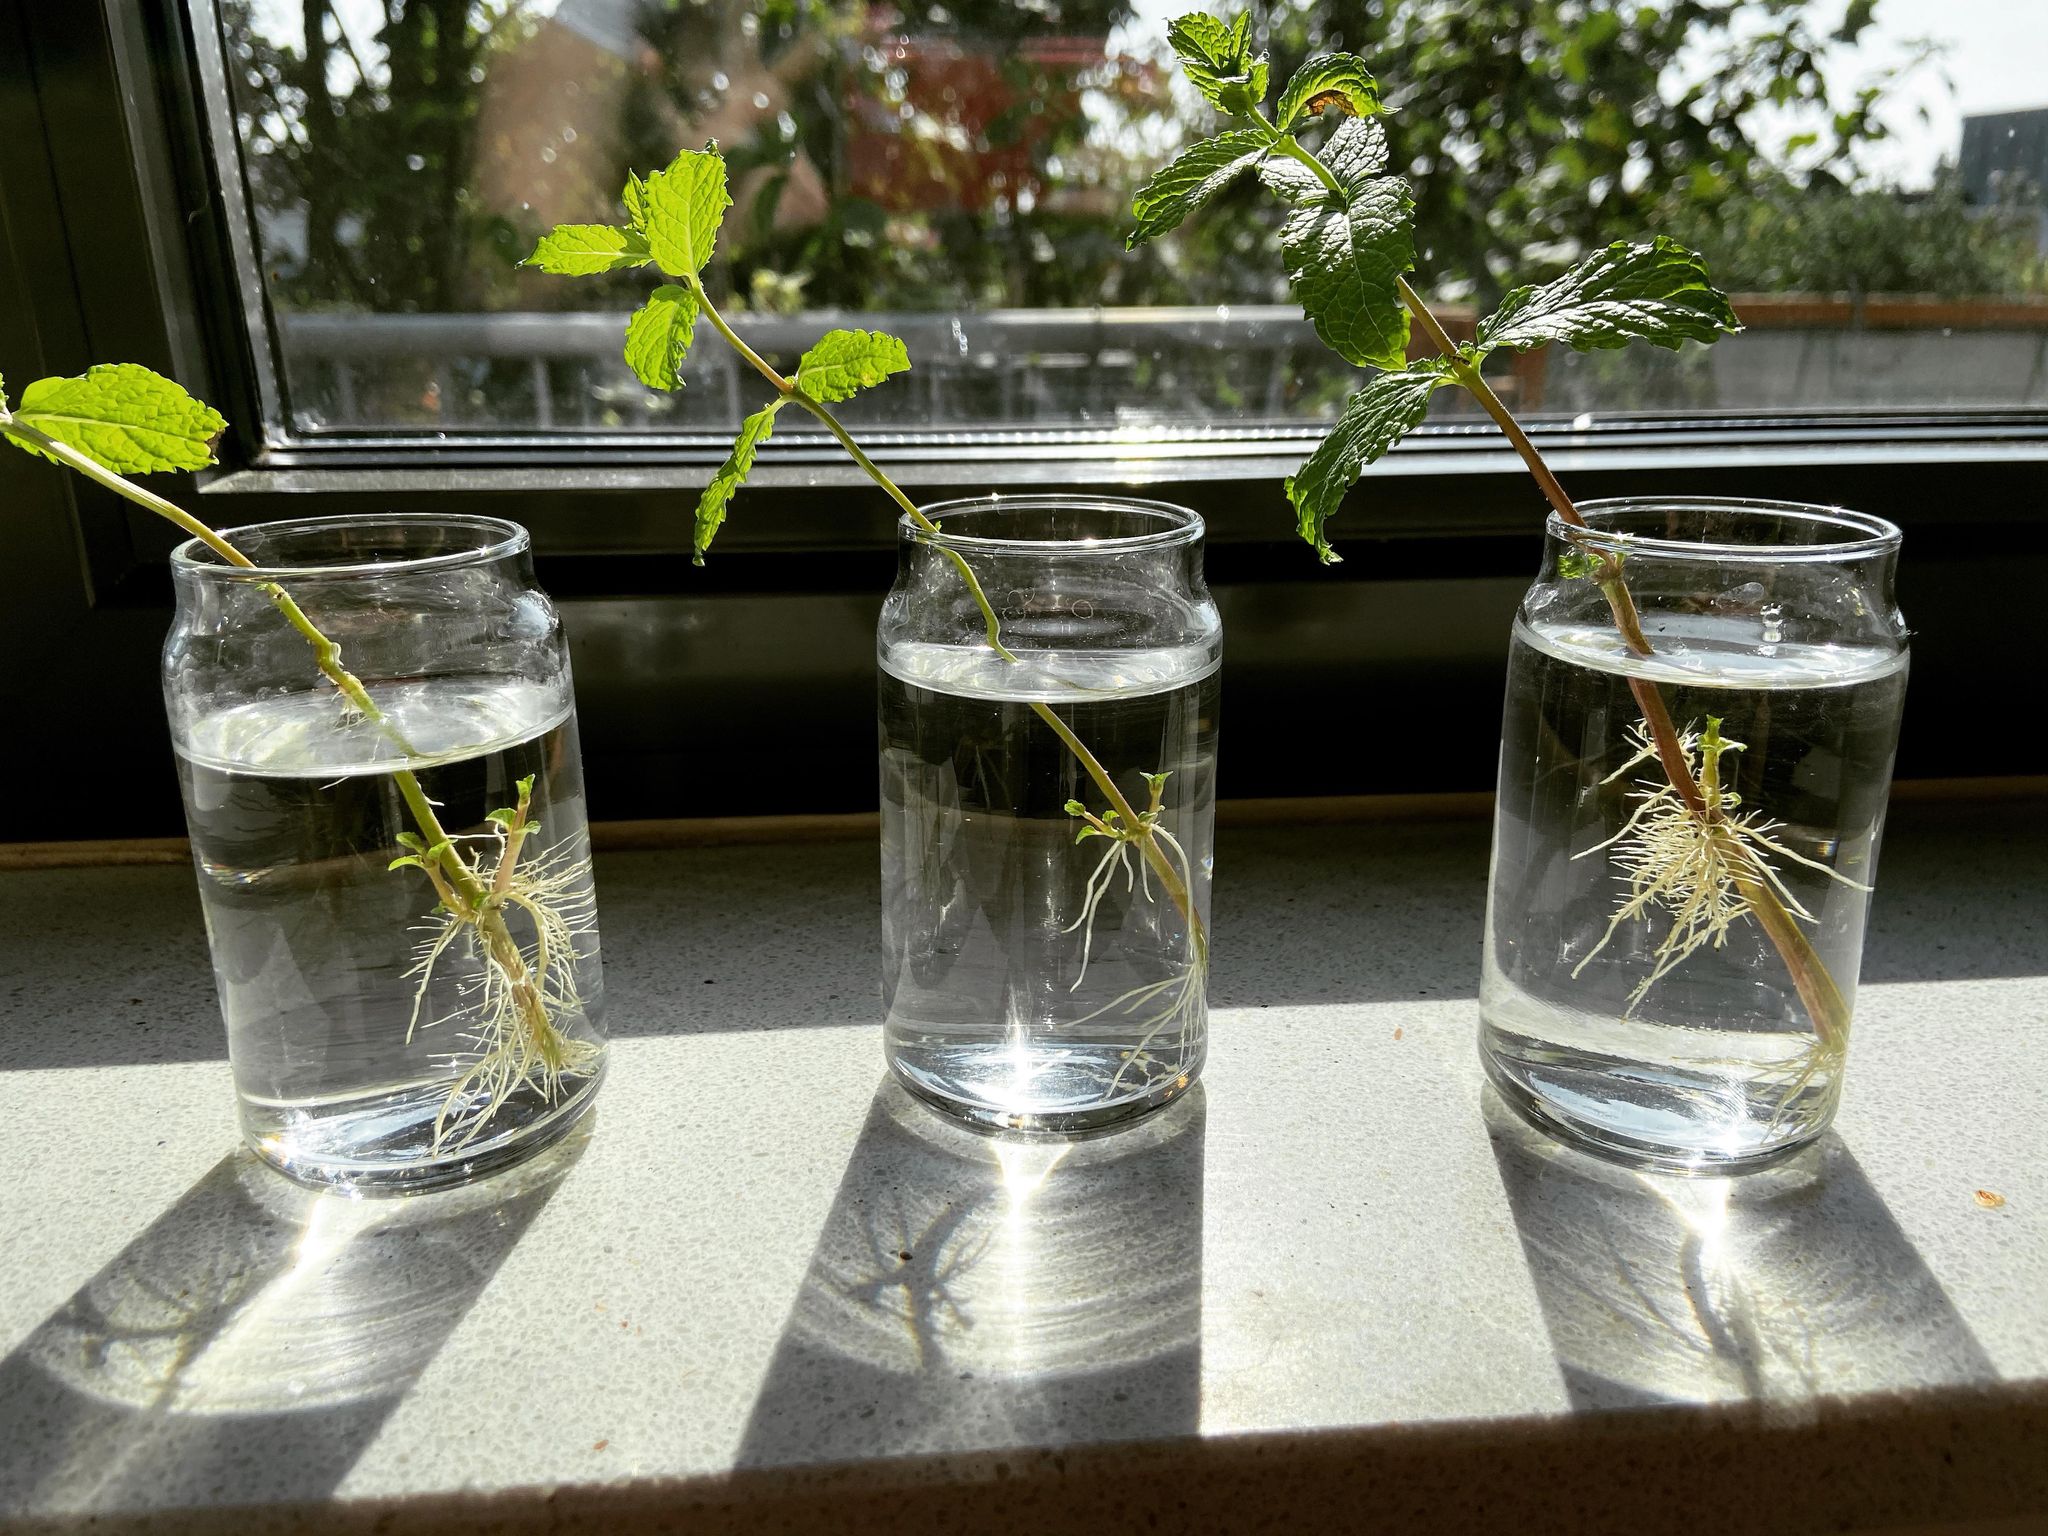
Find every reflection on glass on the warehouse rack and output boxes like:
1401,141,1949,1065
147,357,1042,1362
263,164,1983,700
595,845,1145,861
0,1131,582,1517
216,2,2048,435
1484,1093,1992,1408
736,1078,1203,1465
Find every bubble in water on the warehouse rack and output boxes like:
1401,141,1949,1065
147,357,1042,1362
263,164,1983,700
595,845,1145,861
753,91,771,110
1760,602,1784,648
561,126,578,144
405,153,425,171
540,145,557,164
711,70,730,91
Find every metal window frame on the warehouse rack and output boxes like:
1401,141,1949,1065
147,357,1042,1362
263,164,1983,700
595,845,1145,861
24,0,2045,580
6,0,2048,843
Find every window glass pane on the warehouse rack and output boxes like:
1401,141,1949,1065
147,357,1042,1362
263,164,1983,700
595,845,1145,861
219,0,2048,438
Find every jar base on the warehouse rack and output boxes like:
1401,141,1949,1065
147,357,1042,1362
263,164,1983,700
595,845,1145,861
243,1062,606,1194
1480,1033,1829,1177
891,1054,1200,1137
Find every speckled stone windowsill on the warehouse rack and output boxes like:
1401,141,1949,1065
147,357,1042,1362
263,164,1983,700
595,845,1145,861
1,798,2043,1535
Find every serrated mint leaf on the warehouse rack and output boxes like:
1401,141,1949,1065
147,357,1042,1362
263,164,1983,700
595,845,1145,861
1273,54,1385,131
1280,171,1415,370
640,148,731,277
794,328,910,403
1254,154,1324,205
622,170,648,229
1285,364,1451,563
1320,117,1392,190
13,364,225,473
523,224,652,275
1167,11,1265,112
694,401,784,563
1259,119,1391,208
0,371,9,413
623,284,700,390
1127,128,1270,246
1476,236,1743,356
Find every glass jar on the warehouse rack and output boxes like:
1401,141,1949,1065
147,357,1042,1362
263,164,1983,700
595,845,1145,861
165,515,606,1191
1481,498,1907,1173
878,496,1220,1133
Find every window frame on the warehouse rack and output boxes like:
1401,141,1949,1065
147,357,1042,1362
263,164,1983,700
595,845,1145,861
6,0,2048,843
37,0,2044,577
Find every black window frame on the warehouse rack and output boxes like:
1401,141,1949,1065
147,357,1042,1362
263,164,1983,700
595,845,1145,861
5,0,2046,840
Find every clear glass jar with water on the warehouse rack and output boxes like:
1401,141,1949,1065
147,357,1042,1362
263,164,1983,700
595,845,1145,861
879,497,1220,1133
1481,498,1907,1172
165,516,606,1190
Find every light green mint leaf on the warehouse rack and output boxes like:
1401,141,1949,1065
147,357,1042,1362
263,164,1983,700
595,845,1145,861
1476,236,1743,356
1285,363,1453,563
523,224,652,275
1273,53,1386,131
1280,169,1415,370
1166,11,1266,113
793,328,911,403
12,364,225,473
1127,128,1271,246
640,147,731,277
693,400,784,563
622,170,648,229
0,371,8,413
623,283,700,390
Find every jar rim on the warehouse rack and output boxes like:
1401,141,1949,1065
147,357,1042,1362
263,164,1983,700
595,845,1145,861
1558,497,1902,562
907,495,1204,554
170,513,529,580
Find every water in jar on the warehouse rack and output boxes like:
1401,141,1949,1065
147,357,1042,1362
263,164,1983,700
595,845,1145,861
880,642,1216,1133
177,675,605,1189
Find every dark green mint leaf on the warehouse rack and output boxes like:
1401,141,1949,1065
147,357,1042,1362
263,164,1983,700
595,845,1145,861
1285,363,1453,563
523,224,652,275
1261,120,1392,208
12,364,225,473
694,401,785,563
1320,116,1392,189
640,148,731,277
1273,54,1386,131
623,284,700,390
1476,236,1742,355
794,329,910,403
1280,171,1415,370
1127,128,1271,246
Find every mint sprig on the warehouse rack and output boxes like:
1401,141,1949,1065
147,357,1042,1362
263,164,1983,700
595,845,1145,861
527,146,916,561
1132,10,1742,562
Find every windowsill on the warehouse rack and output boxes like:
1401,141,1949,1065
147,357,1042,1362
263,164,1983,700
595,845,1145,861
1,794,2042,1533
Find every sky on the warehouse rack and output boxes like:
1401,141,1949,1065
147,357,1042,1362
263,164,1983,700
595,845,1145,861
250,0,2046,189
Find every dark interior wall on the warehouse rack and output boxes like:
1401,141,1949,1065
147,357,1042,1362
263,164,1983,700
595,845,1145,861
3,0,2044,843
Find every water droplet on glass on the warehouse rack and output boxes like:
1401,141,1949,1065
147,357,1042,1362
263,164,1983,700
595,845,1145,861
711,70,730,91
540,145,557,164
1760,602,1784,648
1214,304,1230,322
561,126,578,144
1572,412,1595,430
405,154,425,171
752,91,770,110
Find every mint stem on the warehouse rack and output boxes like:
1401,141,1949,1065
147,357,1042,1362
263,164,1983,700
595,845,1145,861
1260,106,1846,1048
688,279,1207,955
